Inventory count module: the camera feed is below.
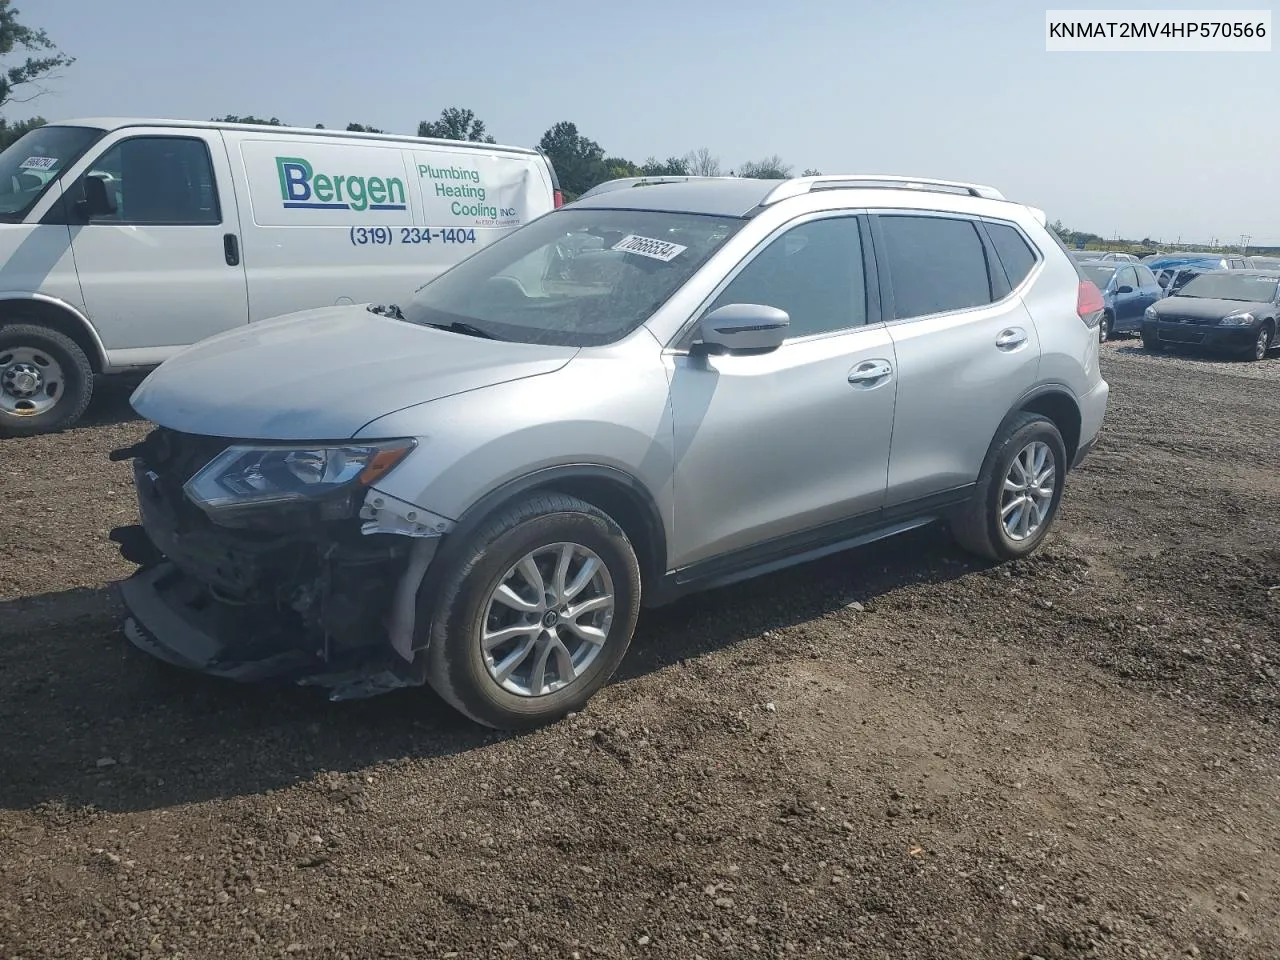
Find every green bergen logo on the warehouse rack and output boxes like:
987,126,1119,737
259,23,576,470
276,156,406,212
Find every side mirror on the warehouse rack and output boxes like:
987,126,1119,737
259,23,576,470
1115,284,1134,294
693,303,789,355
76,175,116,219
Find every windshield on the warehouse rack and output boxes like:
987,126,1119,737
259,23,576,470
1177,272,1279,302
1081,264,1115,288
0,125,105,221
402,208,746,346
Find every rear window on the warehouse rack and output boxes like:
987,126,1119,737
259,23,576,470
403,208,745,346
879,215,994,320
1081,264,1116,289
986,221,1039,287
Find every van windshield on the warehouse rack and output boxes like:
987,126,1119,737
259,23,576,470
0,125,105,221
402,208,746,346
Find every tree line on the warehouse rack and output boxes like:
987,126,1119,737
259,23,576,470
206,111,819,200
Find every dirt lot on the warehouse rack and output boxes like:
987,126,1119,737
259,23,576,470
1,344,1277,960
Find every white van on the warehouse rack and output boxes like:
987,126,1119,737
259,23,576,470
0,118,563,436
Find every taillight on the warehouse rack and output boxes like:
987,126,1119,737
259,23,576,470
553,190,564,208
1077,279,1104,328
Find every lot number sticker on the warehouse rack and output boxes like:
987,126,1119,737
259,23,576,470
612,234,688,262
19,156,58,170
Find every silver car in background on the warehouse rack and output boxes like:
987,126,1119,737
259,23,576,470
110,174,1110,729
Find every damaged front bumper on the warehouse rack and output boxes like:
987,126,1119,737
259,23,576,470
109,428,450,700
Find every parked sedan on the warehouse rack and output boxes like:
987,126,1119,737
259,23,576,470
1142,270,1280,360
1078,260,1164,341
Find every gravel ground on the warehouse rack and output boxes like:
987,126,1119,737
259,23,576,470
1,343,1277,960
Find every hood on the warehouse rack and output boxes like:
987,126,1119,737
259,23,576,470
1152,297,1266,321
130,305,577,439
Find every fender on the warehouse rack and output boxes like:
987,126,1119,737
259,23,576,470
0,291,108,371
409,462,670,653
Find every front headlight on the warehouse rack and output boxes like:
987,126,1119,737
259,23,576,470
1144,306,1158,320
1219,312,1255,326
183,440,416,513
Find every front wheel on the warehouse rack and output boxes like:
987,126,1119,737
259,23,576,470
949,412,1068,563
1247,323,1273,361
422,493,642,730
1098,313,1112,343
1141,327,1161,352
0,324,95,437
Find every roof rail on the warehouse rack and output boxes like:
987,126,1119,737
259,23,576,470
761,175,1006,205
577,175,737,201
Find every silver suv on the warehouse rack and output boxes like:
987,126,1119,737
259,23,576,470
110,174,1110,729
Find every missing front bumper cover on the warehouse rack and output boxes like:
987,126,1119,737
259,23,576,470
118,562,425,700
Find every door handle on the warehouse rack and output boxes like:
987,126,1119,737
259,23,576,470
848,359,893,386
223,233,240,267
995,328,1028,350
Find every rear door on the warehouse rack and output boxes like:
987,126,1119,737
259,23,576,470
60,127,249,358
873,211,1042,506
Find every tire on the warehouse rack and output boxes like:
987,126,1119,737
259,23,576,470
1141,327,1161,352
1246,322,1273,361
949,412,1068,563
423,493,642,730
1098,313,1112,343
0,324,94,437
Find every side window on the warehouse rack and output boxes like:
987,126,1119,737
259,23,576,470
78,136,220,225
1118,266,1138,289
707,216,867,338
879,215,993,320
1136,265,1157,287
985,221,1039,288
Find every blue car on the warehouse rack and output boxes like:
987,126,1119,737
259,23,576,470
1078,260,1164,342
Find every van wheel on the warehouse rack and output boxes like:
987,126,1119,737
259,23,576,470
949,412,1068,563
422,493,642,730
0,324,94,437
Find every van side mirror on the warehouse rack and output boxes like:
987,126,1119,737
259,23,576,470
692,303,789,356
76,176,116,219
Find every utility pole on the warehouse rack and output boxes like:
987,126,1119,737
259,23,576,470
1241,234,1251,255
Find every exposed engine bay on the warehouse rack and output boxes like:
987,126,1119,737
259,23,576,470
109,427,446,699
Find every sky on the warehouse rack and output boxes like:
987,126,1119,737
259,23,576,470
23,0,1280,244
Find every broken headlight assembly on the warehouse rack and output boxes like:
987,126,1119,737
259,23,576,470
182,440,416,521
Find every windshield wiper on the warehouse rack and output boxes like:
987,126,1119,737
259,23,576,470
422,320,500,340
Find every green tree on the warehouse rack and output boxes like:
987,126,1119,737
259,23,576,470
639,155,689,177
0,112,42,148
603,156,640,179
418,107,495,143
0,0,74,113
213,114,286,126
801,168,821,177
538,121,608,198
346,122,385,133
737,155,792,179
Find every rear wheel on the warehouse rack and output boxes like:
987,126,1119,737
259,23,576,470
950,412,1068,563
0,324,94,437
423,493,642,730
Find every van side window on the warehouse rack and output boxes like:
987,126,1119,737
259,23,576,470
878,215,994,320
707,216,868,338
80,136,220,226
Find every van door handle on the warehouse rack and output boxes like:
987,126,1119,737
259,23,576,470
995,328,1028,350
223,233,240,267
848,359,893,387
